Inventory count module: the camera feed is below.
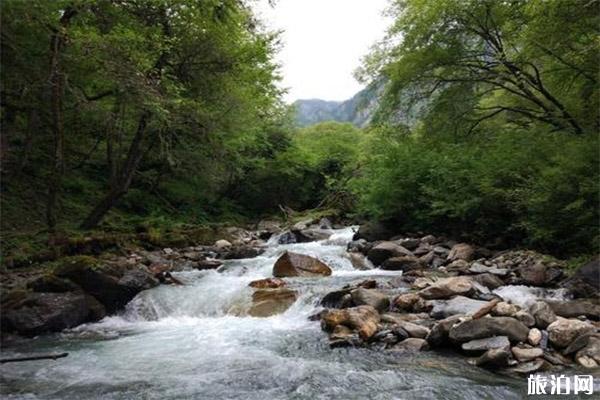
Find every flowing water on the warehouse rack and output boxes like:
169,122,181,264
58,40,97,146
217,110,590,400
1,227,533,399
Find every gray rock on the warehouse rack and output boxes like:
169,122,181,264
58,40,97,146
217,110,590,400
514,310,536,327
547,299,600,320
430,296,489,319
390,338,429,352
462,336,510,354
1,292,105,336
505,359,547,374
512,346,543,362
476,348,511,368
382,256,424,271
469,263,509,276
471,273,504,290
367,242,413,266
426,315,463,347
447,243,475,262
529,301,557,329
449,317,529,343
351,288,390,312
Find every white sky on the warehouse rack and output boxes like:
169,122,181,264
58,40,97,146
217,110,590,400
254,0,391,103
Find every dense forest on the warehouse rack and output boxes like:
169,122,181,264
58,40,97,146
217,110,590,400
1,0,598,265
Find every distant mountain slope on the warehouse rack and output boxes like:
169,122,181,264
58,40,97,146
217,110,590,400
293,82,383,127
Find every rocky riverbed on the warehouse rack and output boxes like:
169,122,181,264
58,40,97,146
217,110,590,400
1,220,599,399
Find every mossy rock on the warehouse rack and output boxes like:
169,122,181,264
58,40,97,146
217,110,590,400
52,255,102,277
1,289,30,309
26,273,81,293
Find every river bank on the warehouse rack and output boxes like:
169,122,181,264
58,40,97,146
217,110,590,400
1,220,598,399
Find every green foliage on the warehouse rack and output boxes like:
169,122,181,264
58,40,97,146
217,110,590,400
353,128,599,256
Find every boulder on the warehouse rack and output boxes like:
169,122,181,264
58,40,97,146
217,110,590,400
574,336,600,368
248,288,297,317
393,293,428,313
421,235,438,244
248,278,286,289
1,292,105,336
430,296,489,319
381,256,424,271
272,251,332,277
517,262,563,286
529,301,557,329
418,277,474,300
390,338,429,352
298,229,331,242
26,275,80,293
512,346,543,362
476,348,511,368
514,311,536,327
353,221,396,242
563,332,600,355
367,242,413,266
472,298,501,319
447,243,475,262
223,246,264,260
214,239,232,249
321,305,380,341
491,302,519,317
348,252,372,270
347,239,372,255
395,238,421,251
350,288,390,312
196,259,223,270
471,273,504,290
528,328,542,346
547,299,600,320
461,336,510,354
561,257,599,298
547,317,595,348
426,315,463,347
321,289,353,309
449,317,529,343
393,320,430,339
469,263,509,277
506,359,548,374
55,257,159,314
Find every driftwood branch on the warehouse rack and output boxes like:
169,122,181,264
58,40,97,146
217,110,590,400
0,352,68,363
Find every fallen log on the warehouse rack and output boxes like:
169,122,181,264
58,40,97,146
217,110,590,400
0,352,68,363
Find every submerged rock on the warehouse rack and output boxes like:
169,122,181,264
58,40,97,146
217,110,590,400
248,278,286,289
248,288,297,317
272,251,332,277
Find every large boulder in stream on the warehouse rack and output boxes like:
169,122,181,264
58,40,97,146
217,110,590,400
367,242,413,266
560,257,600,298
248,288,297,317
448,317,529,343
54,256,159,313
1,291,105,337
273,251,332,277
353,221,396,242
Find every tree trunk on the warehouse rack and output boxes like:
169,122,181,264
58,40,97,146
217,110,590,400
46,7,78,232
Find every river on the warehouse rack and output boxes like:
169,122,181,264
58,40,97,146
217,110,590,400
1,227,529,399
